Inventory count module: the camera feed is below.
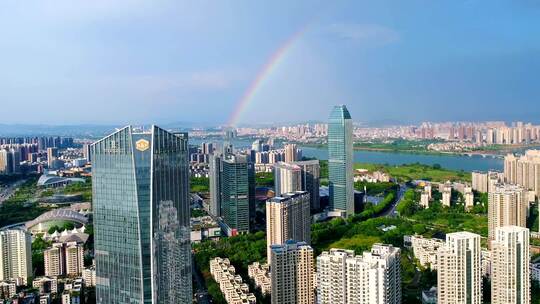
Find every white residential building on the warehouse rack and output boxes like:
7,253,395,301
504,150,540,197
442,190,451,207
488,184,528,242
464,186,474,209
209,257,256,304
420,192,430,208
437,232,482,304
410,235,444,270
491,226,529,304
472,171,488,193
274,162,303,196
317,244,401,304
270,241,314,304
266,191,311,262
0,229,32,284
247,262,271,295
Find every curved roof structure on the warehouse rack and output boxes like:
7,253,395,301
25,209,88,229
37,174,85,187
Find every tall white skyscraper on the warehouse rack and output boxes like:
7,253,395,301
488,184,528,242
0,229,32,284
317,244,401,304
491,226,529,304
266,191,311,262
270,241,314,304
437,231,482,304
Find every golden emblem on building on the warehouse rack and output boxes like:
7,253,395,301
135,139,150,152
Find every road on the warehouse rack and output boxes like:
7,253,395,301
192,255,211,304
381,183,408,218
0,179,27,205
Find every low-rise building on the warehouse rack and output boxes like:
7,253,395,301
32,276,58,294
530,262,540,282
409,235,444,270
191,216,222,243
421,287,437,304
83,266,96,287
464,188,474,209
247,262,271,295
420,192,430,208
0,280,16,299
210,258,256,304
62,278,83,304
442,189,451,207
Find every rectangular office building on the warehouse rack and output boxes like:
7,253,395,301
92,126,192,303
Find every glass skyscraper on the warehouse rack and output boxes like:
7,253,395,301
221,154,255,234
91,126,191,303
328,105,354,216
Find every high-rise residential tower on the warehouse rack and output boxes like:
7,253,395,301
92,126,192,303
491,226,529,304
0,229,32,284
284,144,301,162
83,144,92,163
221,154,255,234
437,231,482,304
47,147,58,168
316,244,401,304
44,243,65,277
266,191,311,262
504,150,540,197
328,105,354,216
274,162,302,196
65,242,84,276
270,241,314,304
293,160,320,210
488,184,528,242
209,153,222,217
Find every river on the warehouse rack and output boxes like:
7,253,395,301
190,138,504,172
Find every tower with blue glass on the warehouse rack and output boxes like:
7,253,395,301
328,105,354,217
91,126,192,303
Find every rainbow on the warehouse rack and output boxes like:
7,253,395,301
227,27,308,126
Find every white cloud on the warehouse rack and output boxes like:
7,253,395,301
327,23,399,45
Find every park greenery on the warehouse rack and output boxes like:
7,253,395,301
191,208,208,218
32,236,52,276
353,139,438,153
193,232,267,303
255,172,274,187
0,177,51,227
61,178,92,201
47,222,76,234
0,174,30,185
354,162,471,183
191,177,210,193
354,181,398,196
395,187,489,238
321,160,469,184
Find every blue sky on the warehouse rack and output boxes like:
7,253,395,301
1,1,539,126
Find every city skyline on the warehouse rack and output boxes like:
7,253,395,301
1,2,540,125
2,2,540,304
